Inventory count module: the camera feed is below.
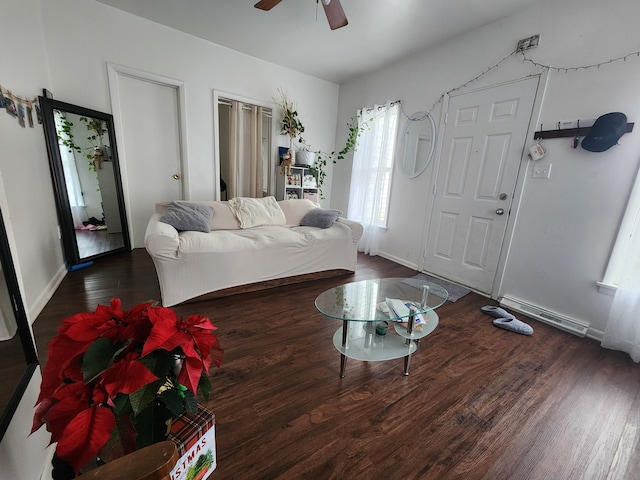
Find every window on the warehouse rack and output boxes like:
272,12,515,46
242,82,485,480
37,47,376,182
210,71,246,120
347,101,400,255
598,168,640,295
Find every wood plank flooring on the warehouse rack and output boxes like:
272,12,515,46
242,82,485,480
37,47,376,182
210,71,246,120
32,250,640,479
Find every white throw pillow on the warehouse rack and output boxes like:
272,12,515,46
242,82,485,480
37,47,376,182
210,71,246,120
228,196,286,229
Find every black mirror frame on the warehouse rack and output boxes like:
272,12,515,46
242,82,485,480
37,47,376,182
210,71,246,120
0,208,38,442
39,96,131,267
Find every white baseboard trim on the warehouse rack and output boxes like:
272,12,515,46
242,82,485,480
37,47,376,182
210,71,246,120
377,251,419,271
500,295,590,338
28,263,67,325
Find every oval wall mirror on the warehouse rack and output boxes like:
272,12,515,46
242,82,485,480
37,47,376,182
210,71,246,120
397,111,436,178
39,97,131,268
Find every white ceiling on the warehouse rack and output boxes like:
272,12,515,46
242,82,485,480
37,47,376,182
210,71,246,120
96,0,540,84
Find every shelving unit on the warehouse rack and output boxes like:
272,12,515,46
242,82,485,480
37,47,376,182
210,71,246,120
276,165,319,201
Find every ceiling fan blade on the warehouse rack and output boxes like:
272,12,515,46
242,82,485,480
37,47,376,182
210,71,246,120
254,0,283,11
322,0,348,30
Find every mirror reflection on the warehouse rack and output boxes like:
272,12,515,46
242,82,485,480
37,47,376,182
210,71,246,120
217,97,274,199
40,98,131,266
0,208,38,441
398,111,436,178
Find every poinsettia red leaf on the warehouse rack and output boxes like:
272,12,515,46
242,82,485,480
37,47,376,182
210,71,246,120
100,358,159,397
63,313,111,343
31,397,56,434
178,355,206,394
208,336,224,368
142,307,179,355
56,406,116,474
46,383,93,443
37,335,88,403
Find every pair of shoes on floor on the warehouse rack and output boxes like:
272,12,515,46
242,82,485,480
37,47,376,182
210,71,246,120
481,305,533,336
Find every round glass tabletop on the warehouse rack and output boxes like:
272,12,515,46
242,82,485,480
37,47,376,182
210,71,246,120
315,277,448,322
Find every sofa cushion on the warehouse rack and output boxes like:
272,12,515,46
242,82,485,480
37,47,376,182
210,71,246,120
207,201,241,230
278,199,319,226
159,201,214,233
300,208,343,229
228,196,286,229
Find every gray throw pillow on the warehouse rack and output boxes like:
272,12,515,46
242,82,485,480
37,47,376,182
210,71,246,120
300,208,343,229
160,201,214,232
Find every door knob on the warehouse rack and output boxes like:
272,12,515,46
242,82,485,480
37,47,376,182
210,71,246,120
172,173,181,180
496,208,505,215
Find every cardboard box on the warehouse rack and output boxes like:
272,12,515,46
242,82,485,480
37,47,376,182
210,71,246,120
168,405,216,480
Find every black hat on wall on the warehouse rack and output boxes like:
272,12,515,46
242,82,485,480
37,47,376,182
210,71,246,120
581,112,627,152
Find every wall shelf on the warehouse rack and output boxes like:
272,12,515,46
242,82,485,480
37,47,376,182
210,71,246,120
533,123,634,140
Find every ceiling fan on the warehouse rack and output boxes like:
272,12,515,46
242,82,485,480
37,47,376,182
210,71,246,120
254,0,348,30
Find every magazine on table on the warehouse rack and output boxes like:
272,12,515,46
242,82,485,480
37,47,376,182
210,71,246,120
385,298,429,327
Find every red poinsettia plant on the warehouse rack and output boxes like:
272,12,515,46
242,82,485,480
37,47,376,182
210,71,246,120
31,299,223,476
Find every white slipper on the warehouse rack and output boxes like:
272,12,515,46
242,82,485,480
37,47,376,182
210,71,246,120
481,305,515,320
492,317,533,336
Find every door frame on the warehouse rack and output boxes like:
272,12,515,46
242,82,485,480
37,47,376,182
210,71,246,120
107,63,189,247
421,72,549,299
212,90,277,201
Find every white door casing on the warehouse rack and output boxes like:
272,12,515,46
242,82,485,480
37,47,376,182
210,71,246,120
107,64,186,248
424,77,539,294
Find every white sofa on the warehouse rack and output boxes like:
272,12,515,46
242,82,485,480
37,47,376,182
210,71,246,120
145,198,363,306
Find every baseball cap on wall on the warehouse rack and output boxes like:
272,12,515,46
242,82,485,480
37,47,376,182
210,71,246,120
581,112,628,152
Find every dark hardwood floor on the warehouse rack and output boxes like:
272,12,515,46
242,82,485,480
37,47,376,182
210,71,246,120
32,250,640,479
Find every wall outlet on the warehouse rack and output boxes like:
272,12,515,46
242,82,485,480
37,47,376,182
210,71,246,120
532,163,552,179
516,34,540,52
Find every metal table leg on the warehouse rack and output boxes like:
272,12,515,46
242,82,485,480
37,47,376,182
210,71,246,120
403,308,416,376
340,319,348,378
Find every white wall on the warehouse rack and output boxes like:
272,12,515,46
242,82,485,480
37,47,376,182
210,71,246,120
333,0,640,336
0,0,73,476
39,0,340,206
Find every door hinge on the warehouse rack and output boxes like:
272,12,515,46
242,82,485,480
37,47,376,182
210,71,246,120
432,184,437,195
444,112,448,124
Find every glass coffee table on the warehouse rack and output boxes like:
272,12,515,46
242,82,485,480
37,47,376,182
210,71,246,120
315,277,448,377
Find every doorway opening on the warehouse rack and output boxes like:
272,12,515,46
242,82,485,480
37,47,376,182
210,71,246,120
217,97,273,199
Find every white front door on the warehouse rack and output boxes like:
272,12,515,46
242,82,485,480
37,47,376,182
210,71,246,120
109,70,184,248
424,77,539,294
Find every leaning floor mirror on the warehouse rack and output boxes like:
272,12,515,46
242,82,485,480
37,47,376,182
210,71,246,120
0,207,38,442
39,96,131,268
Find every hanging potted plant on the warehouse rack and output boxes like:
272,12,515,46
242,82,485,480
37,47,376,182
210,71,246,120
31,298,223,479
274,88,305,163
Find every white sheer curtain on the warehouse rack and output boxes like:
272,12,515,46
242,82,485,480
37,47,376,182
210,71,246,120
227,101,264,198
601,194,640,361
347,101,400,255
54,111,88,228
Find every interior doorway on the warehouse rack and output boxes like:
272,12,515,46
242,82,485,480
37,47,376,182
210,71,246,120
108,64,187,248
423,76,540,295
217,97,273,199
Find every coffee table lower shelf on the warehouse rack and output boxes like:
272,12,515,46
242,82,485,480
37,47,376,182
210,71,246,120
331,309,439,377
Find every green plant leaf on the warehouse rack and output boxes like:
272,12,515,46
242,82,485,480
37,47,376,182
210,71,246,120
157,388,185,417
82,338,118,383
128,378,164,415
198,372,211,402
112,392,133,416
138,350,172,378
98,414,137,462
183,390,198,414
133,404,173,450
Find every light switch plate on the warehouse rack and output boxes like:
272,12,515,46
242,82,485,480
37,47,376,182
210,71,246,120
532,163,552,179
